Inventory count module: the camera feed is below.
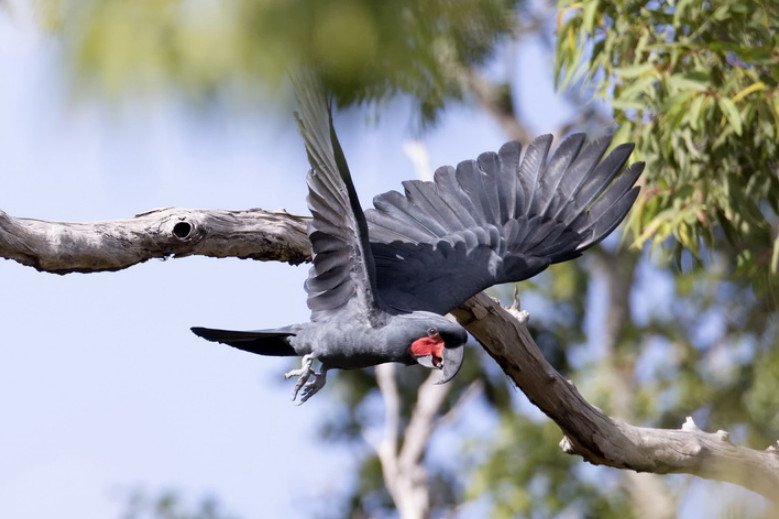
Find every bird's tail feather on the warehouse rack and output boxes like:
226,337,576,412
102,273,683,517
191,327,298,357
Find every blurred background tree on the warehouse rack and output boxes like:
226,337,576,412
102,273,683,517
119,489,240,519
18,0,779,517
45,0,519,121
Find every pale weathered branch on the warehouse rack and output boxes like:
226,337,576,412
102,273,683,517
0,208,309,274
451,293,779,504
2,206,778,502
375,364,416,517
375,364,457,519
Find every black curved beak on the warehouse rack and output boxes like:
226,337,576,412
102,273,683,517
435,343,464,384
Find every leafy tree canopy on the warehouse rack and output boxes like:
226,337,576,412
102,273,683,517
557,0,779,295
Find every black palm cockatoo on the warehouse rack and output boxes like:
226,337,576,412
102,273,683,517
192,80,643,403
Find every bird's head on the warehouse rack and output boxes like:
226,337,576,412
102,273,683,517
393,312,467,384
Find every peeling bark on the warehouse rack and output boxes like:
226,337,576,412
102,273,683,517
1,206,778,502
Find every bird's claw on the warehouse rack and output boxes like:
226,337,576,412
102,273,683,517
296,370,327,405
284,354,328,404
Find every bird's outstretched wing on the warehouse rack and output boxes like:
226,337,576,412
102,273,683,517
365,134,643,314
293,77,382,322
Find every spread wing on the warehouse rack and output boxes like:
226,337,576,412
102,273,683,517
365,134,644,314
294,77,382,322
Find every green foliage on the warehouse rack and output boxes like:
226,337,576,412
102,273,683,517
470,415,634,519
50,0,519,120
556,0,779,293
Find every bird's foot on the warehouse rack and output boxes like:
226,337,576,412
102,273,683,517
284,354,328,404
297,367,327,405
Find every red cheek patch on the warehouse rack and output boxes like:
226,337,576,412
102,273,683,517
410,333,445,367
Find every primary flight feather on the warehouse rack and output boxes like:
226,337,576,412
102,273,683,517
192,81,643,404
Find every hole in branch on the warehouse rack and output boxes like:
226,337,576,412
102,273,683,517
172,221,192,239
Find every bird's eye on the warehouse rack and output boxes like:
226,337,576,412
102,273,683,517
427,327,437,337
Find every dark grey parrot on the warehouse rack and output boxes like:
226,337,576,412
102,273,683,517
191,83,644,404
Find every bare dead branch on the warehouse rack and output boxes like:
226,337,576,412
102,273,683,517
2,206,778,501
375,365,454,519
0,208,310,274
399,373,452,471
451,293,779,503
375,364,406,511
376,364,401,461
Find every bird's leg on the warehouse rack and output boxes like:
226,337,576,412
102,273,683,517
285,353,315,401
285,353,314,380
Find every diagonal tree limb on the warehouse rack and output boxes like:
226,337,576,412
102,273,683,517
451,294,779,505
1,206,778,502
